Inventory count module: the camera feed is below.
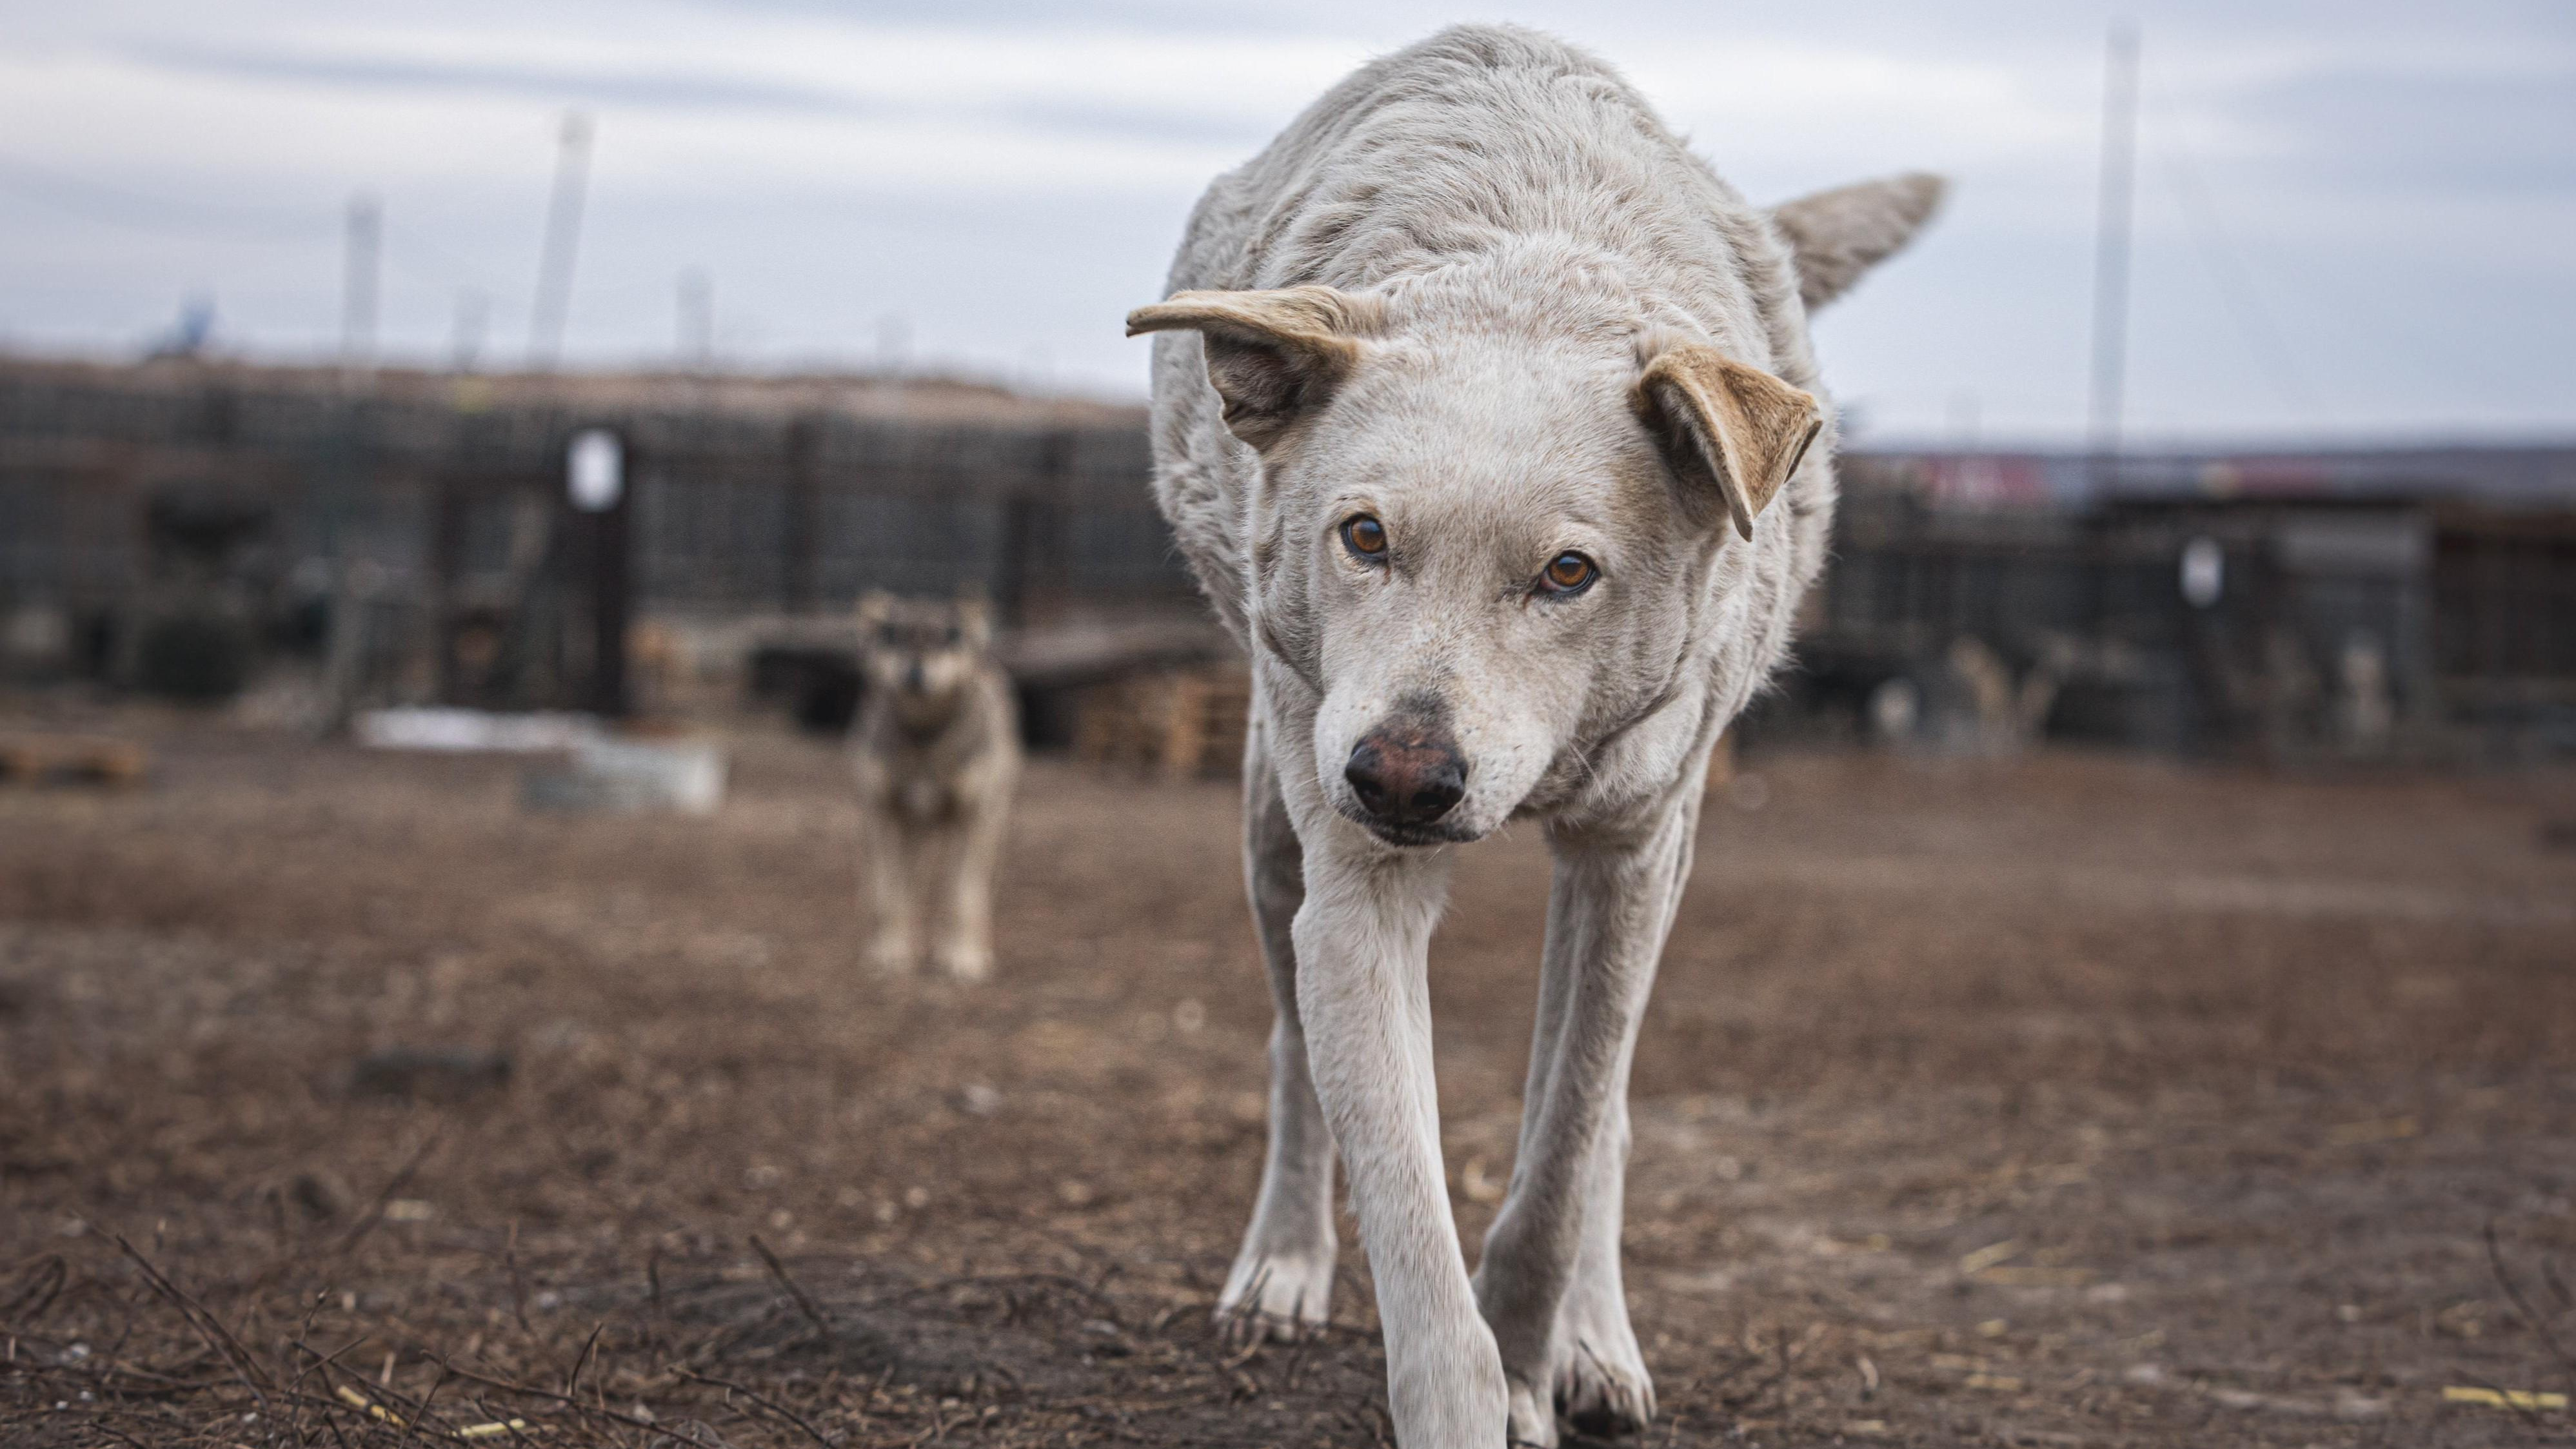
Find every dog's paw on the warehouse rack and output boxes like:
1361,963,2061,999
1506,1375,1560,1449
1553,1330,1654,1439
1213,1252,1333,1349
930,940,993,983
866,935,918,977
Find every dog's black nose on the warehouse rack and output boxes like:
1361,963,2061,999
1345,725,1467,829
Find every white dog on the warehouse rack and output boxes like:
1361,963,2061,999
1129,26,1939,1448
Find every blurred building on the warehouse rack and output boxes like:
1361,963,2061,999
1,354,2570,760
0,355,1191,720
1772,448,2576,762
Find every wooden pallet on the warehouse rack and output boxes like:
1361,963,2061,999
0,733,150,787
1075,667,1250,780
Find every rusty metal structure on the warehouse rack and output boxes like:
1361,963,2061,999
1779,452,2576,760
3,355,2570,758
0,357,1184,715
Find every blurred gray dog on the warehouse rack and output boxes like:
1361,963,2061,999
1129,25,1940,1449
852,591,1018,982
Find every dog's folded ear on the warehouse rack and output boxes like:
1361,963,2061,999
1637,347,1823,542
857,589,897,628
1126,286,1382,448
1767,172,1946,312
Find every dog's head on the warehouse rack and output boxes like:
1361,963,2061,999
857,592,993,709
1131,174,1939,845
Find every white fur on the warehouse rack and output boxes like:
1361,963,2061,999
1134,25,1938,1446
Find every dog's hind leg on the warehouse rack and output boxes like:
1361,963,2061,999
1474,797,1694,1444
1214,727,1338,1345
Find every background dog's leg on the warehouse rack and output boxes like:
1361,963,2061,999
860,805,919,976
1474,798,1694,1445
933,795,1007,983
1293,822,1505,1449
1215,733,1337,1345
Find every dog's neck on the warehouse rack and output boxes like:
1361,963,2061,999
889,684,967,740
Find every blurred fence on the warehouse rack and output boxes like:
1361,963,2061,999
1765,455,2576,761
0,357,1187,713
3,355,2571,760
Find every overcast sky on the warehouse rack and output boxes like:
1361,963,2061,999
3,0,2570,444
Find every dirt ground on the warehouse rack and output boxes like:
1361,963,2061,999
5,718,2575,1448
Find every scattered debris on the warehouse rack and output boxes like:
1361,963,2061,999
2443,1386,2568,1411
1959,1240,2020,1274
337,1385,393,1421
356,707,605,753
0,733,149,787
2325,1114,2418,1146
2125,1363,2389,1419
350,1046,514,1103
284,1168,353,1222
523,739,726,815
1976,1265,2095,1288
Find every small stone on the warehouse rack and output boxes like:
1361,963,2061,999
351,1046,512,1103
288,1168,353,1221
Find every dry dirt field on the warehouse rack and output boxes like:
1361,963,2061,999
4,720,2575,1448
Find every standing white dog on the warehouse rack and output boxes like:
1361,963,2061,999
1129,26,1940,1448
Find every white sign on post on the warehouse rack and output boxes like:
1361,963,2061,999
2179,535,2224,609
568,428,623,512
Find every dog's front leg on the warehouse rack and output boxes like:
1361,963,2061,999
857,800,919,976
1474,797,1694,1446
1293,829,1507,1448
931,783,1011,983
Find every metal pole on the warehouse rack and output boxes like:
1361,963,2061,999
591,478,630,717
2086,21,2140,493
529,112,593,370
341,193,380,370
677,267,713,373
450,289,488,373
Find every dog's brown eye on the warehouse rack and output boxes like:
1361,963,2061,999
1342,515,1388,559
1540,552,1597,595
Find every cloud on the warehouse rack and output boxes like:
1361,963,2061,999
0,0,2570,437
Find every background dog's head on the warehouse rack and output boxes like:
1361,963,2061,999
857,592,993,712
1130,175,1941,845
